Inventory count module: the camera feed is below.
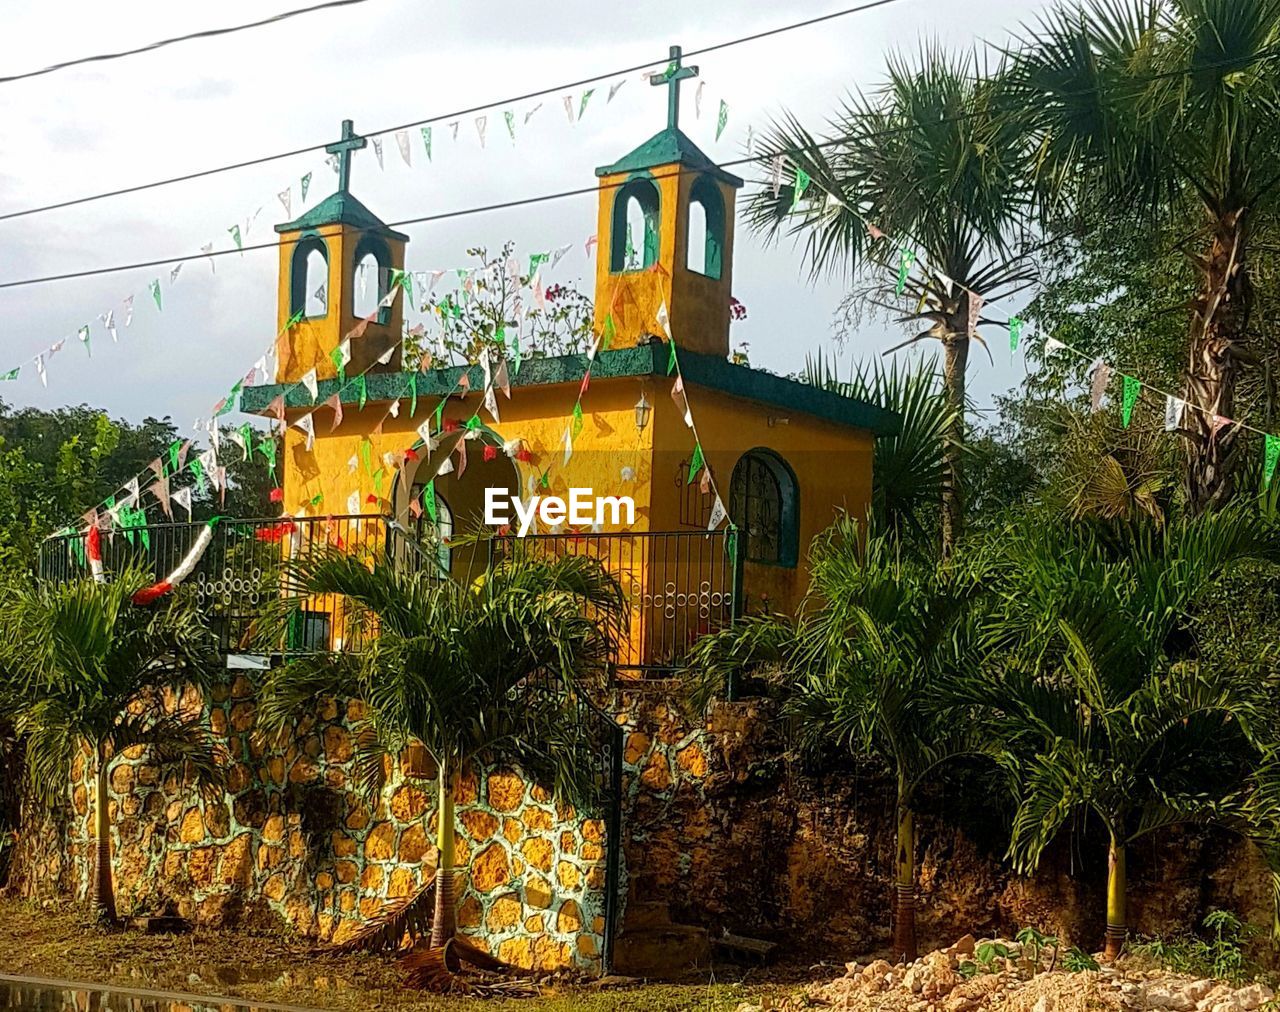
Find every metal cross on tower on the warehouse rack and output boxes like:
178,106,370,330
650,45,699,131
325,119,368,195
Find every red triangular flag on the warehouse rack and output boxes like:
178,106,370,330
268,395,285,425
327,393,343,432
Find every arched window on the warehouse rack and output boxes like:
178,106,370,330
687,177,724,279
410,484,453,576
353,236,392,323
289,235,329,320
610,177,660,272
729,449,798,567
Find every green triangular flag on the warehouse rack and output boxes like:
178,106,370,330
373,468,384,497
287,308,304,329
688,443,705,484
168,440,182,475
434,400,445,430
602,314,616,350
309,492,324,508
540,469,550,489
356,375,367,410
1009,316,1023,352
190,457,207,495
70,532,85,566
228,224,242,250
257,435,277,473
529,252,549,275
421,126,432,161
399,270,413,301
572,401,584,439
329,345,347,384
301,172,312,200
716,100,729,141
667,340,678,376
1266,434,1280,488
895,248,916,295
1,367,19,381
149,279,163,311
1121,375,1141,427
360,437,372,475
409,373,418,417
504,110,516,140
465,413,482,432
423,480,437,522
579,88,595,118
791,168,810,211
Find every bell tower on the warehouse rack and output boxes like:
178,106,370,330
274,119,409,384
592,46,743,358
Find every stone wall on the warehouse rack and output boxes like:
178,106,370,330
13,676,609,972
611,684,1280,962
15,677,1277,972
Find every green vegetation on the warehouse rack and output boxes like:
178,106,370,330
257,549,624,956
1131,910,1266,986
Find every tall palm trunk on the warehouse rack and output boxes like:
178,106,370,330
1103,830,1127,961
892,796,917,963
430,764,457,948
90,751,116,924
940,314,970,559
1184,207,1251,513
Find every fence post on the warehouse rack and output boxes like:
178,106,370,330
726,524,743,703
602,718,624,976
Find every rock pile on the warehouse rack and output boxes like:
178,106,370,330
738,935,1276,1012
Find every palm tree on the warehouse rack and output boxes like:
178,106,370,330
787,518,986,962
0,568,221,923
964,509,1280,958
803,353,960,546
1015,0,1280,511
746,46,1038,555
257,547,625,963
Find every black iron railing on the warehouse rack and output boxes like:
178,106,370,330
37,515,423,655
489,528,741,676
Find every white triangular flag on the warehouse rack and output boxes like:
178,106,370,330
347,490,360,514
388,399,400,418
379,286,397,309
524,102,542,124
376,345,395,366
551,244,572,270
173,487,193,520
562,425,573,466
563,95,575,122
449,120,460,141
475,116,487,147
746,124,754,154
200,244,215,273
395,130,411,166
35,354,46,387
416,419,433,445
708,495,727,531
278,189,291,217
229,429,249,461
301,368,318,401
656,301,672,340
608,80,625,102
100,310,117,342
122,476,140,507
348,453,359,473
696,81,705,117
1044,336,1067,355
123,296,134,326
966,291,984,338
1164,395,1185,432
437,456,454,476
494,358,510,398
293,414,315,451
372,137,385,169
170,262,183,285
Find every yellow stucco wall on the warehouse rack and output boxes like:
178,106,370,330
592,167,736,359
275,223,404,384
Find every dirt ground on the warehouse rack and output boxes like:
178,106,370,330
0,898,800,1011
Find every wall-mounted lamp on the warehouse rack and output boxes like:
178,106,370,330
635,393,652,432
767,416,790,428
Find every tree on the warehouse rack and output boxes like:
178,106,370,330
802,354,959,547
257,547,625,965
788,518,985,961
1015,0,1280,511
746,46,1037,555
0,569,221,922
964,509,1280,958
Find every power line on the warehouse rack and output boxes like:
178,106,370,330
0,0,377,86
4,41,1277,292
0,0,912,225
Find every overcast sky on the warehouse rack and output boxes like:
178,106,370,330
0,0,1056,433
